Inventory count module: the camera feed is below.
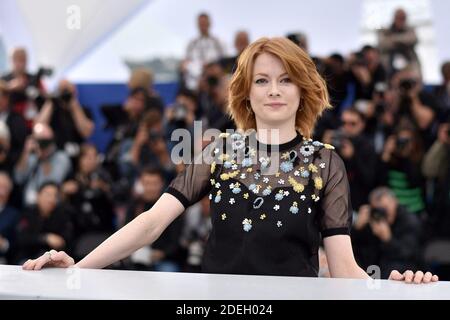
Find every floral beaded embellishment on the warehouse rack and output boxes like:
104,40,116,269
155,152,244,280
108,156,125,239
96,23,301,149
220,170,240,181
253,197,264,209
314,177,323,190
275,190,289,201
288,176,305,193
280,150,297,173
262,186,272,196
214,190,222,203
277,221,283,228
300,145,315,157
259,156,270,169
260,214,267,220
221,213,227,220
289,201,299,214
249,183,261,194
230,182,242,194
242,218,252,232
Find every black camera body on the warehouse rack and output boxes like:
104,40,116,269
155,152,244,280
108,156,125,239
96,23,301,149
399,78,417,92
395,136,411,153
370,207,387,221
331,130,347,150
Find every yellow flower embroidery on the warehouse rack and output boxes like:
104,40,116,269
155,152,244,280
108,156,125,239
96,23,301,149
243,193,249,199
218,154,230,161
314,176,323,190
260,214,267,220
210,161,216,174
281,152,290,160
220,170,240,181
221,213,227,220
323,143,335,150
288,176,305,193
308,163,318,173
246,168,253,173
210,178,215,185
275,172,281,177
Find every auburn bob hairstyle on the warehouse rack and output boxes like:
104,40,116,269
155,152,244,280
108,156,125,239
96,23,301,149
228,37,331,139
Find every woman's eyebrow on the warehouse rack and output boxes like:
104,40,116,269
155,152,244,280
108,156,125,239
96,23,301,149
253,72,289,77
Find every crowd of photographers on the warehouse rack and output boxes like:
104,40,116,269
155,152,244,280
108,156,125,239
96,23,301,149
0,9,449,278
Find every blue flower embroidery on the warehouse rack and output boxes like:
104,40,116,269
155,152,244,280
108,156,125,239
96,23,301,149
280,161,294,173
242,157,253,167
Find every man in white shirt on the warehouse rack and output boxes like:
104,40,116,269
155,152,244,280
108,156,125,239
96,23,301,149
183,13,225,91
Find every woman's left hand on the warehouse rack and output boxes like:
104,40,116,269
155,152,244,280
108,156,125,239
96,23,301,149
389,270,439,284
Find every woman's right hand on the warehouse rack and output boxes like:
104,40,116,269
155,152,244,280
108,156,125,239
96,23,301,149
22,250,75,270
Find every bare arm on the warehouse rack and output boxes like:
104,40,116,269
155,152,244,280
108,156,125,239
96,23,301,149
324,235,369,279
34,99,54,125
69,100,94,139
324,234,439,283
23,193,185,270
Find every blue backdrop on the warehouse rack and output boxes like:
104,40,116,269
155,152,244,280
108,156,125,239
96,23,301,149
76,82,179,153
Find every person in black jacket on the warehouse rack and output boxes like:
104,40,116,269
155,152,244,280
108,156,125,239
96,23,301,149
352,187,422,279
0,80,28,169
323,108,378,211
125,167,184,272
14,182,73,264
0,172,19,263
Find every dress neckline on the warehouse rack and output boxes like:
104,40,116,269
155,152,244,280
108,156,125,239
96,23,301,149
254,131,303,152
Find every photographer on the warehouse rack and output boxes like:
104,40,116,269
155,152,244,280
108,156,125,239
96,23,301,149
433,61,450,122
379,119,426,215
0,172,19,264
1,48,48,127
13,182,73,264
0,80,28,169
34,79,94,160
378,8,420,76
422,121,450,238
61,143,115,254
14,123,72,207
352,187,422,279
322,108,377,210
125,167,184,272
119,109,175,185
391,67,438,150
164,88,198,152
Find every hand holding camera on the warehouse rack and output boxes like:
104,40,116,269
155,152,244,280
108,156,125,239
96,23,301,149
369,208,391,242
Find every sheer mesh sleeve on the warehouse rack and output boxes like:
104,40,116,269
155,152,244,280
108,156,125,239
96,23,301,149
317,148,353,238
164,137,223,209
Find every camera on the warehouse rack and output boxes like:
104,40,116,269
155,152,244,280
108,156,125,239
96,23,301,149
370,207,387,221
399,78,417,92
36,67,53,81
58,89,73,104
171,102,188,123
396,136,411,152
206,75,219,88
330,130,346,150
